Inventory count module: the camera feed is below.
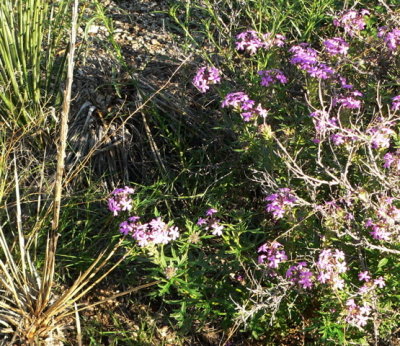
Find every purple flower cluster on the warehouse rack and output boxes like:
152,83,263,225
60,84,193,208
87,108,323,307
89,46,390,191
221,91,249,108
378,27,400,51
290,44,335,79
365,219,391,241
290,43,318,66
258,69,288,87
119,216,140,235
286,262,314,289
192,66,221,93
330,129,358,146
265,188,297,219
108,186,135,216
366,126,394,149
197,208,224,236
333,9,370,37
235,30,285,55
377,197,400,222
357,273,386,295
257,241,287,269
392,95,400,111
345,299,371,328
222,92,267,122
316,249,347,290
383,151,400,172
365,197,400,241
335,90,363,109
119,216,179,247
307,63,335,79
323,37,349,55
235,30,263,55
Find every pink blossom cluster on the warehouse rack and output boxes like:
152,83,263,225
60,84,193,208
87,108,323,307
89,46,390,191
286,261,314,289
119,216,179,247
290,44,335,79
365,197,400,241
345,299,372,328
378,27,400,51
221,91,249,108
392,95,400,111
375,197,400,222
334,90,363,109
330,129,358,146
108,186,135,216
357,271,385,290
265,188,297,219
235,30,285,55
323,37,349,55
366,126,394,149
365,219,391,241
383,150,400,172
344,274,385,328
316,249,347,290
221,92,267,122
290,43,318,66
192,66,221,93
333,9,370,37
257,241,287,269
197,208,224,236
258,69,288,87
235,30,263,55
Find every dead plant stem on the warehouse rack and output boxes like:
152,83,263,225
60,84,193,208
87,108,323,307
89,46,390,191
38,0,79,316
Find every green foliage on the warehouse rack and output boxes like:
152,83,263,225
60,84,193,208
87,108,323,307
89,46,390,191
0,0,71,127
3,0,400,344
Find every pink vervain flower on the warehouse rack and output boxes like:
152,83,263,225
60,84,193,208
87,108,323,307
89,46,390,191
324,37,349,55
197,209,224,236
119,216,179,247
333,9,370,37
108,186,135,216
265,188,297,219
258,69,288,87
286,262,314,289
258,241,287,269
222,92,267,121
358,271,371,282
391,95,400,111
193,66,221,93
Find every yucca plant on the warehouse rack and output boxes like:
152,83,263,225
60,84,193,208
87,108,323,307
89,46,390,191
0,0,71,127
0,2,159,343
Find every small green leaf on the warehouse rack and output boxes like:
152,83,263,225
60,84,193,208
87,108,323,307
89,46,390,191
378,258,389,269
